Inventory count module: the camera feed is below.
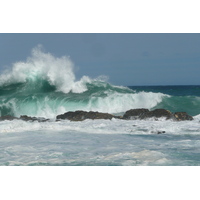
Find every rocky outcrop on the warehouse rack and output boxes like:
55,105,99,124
173,112,193,121
20,115,49,122
0,109,194,122
123,109,173,120
123,108,193,121
56,111,117,121
145,109,173,120
123,109,149,120
56,109,193,122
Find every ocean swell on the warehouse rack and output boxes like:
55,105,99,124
1,46,197,119
0,46,167,118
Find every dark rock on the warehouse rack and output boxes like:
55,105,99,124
157,131,165,134
20,115,38,121
123,109,150,120
123,108,173,120
151,130,166,134
20,115,49,122
0,115,18,121
0,115,47,122
123,108,193,121
173,112,193,121
145,109,173,120
56,110,116,121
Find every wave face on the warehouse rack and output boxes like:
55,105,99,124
0,46,199,118
130,85,200,116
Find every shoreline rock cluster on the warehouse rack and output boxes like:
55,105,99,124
0,108,193,122
122,108,193,121
56,109,193,121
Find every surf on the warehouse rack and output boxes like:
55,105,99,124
0,46,168,118
0,46,199,119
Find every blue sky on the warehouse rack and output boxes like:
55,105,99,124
0,33,200,86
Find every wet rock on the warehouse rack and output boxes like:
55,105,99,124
20,115,49,122
123,108,193,121
157,131,165,134
56,110,116,121
0,115,18,121
151,130,166,134
145,109,173,120
20,115,38,121
173,112,193,121
123,108,173,120
123,109,150,120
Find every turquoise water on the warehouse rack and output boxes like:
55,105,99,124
1,84,200,166
1,80,200,118
0,47,200,166
129,85,200,116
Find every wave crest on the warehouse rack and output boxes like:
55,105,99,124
0,45,90,94
0,46,169,118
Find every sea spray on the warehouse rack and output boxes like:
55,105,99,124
0,47,199,118
1,47,200,166
0,46,168,118
0,45,89,93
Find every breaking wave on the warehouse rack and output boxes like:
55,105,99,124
1,46,199,119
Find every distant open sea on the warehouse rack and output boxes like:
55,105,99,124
1,48,200,166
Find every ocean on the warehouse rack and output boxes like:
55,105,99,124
1,47,200,166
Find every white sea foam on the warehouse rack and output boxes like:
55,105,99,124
86,91,168,114
102,150,170,165
0,45,90,93
0,45,171,118
1,116,200,135
0,89,168,119
48,91,167,117
194,114,200,120
1,118,199,166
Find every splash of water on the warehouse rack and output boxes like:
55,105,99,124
0,45,90,93
0,46,168,118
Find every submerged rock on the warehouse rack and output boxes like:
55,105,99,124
20,115,49,122
151,130,166,134
56,110,116,121
0,115,49,122
0,115,18,121
20,115,38,121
